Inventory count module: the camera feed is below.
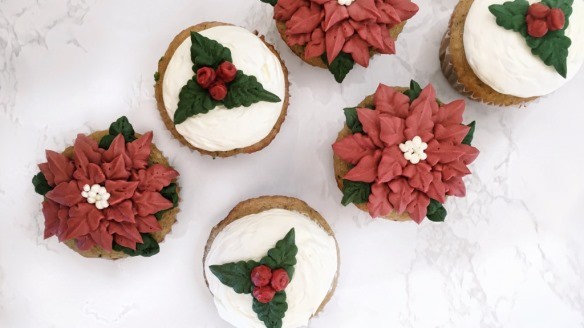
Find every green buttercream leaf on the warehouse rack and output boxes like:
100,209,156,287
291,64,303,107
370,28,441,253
488,0,529,33
323,52,355,83
98,134,116,150
344,107,364,133
341,179,371,206
108,116,137,143
260,0,278,6
260,228,298,279
252,292,288,328
526,31,571,78
154,210,168,221
160,183,179,207
154,71,160,82
174,79,219,124
403,80,423,102
209,260,259,294
113,233,160,257
426,199,447,222
190,31,233,71
32,172,53,196
462,121,476,146
222,71,281,109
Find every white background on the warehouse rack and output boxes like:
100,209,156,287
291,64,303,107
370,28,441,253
1,0,584,327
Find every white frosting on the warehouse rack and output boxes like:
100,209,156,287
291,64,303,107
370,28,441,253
204,209,338,328
399,136,428,164
162,26,286,151
81,184,110,210
338,0,356,5
463,0,584,97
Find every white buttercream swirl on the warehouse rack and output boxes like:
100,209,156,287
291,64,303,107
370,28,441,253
204,209,338,328
463,0,584,98
162,26,285,151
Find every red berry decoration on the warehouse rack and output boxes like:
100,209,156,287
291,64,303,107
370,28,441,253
217,61,238,83
253,285,276,303
547,8,565,31
209,82,228,101
528,3,550,19
196,67,216,89
527,17,549,38
270,269,290,292
251,265,272,287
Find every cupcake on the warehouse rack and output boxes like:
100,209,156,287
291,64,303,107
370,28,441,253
440,0,584,106
155,22,290,157
203,196,339,328
32,117,180,259
259,0,419,82
332,81,480,223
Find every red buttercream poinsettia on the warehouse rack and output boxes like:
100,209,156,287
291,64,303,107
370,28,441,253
274,0,419,66
39,132,179,251
333,84,479,223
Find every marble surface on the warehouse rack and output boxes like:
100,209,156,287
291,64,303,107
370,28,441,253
1,0,584,327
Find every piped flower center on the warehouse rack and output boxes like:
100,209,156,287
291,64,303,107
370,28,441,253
338,0,355,5
81,184,110,210
399,136,428,164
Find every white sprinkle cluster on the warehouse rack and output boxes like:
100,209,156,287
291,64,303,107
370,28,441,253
81,184,110,210
337,0,355,5
399,136,428,164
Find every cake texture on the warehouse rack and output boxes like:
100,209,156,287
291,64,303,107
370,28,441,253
203,196,339,328
332,81,480,223
260,0,419,82
155,22,290,157
32,117,180,259
440,0,584,106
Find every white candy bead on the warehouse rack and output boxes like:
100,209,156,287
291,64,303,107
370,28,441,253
399,135,428,165
337,0,355,5
81,183,110,210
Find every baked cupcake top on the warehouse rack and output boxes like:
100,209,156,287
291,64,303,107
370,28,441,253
161,25,286,152
333,81,479,223
464,0,584,98
204,199,338,328
263,0,419,82
32,117,180,258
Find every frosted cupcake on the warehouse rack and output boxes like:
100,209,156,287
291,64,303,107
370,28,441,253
203,196,339,328
32,117,180,259
332,81,479,223
259,0,419,82
440,0,584,106
155,22,289,157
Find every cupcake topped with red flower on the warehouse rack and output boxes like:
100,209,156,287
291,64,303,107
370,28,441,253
32,117,180,259
260,0,419,82
333,81,479,223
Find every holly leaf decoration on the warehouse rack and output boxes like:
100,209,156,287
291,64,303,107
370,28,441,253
252,292,288,328
113,233,160,257
222,71,281,109
260,0,278,5
426,199,447,222
209,260,259,294
403,80,423,102
341,179,372,206
32,172,53,196
488,0,529,32
109,116,137,143
190,32,233,70
526,32,571,78
323,52,355,83
160,183,179,207
98,134,116,150
343,107,364,133
462,121,476,146
260,228,298,279
174,79,219,124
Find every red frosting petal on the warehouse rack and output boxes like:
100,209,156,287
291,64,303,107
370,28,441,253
374,84,410,118
305,28,327,59
441,159,472,180
288,32,312,46
386,0,419,21
444,176,467,197
109,222,143,250
348,0,381,22
101,155,131,181
105,180,139,206
357,108,383,147
378,26,396,54
73,134,103,167
323,1,349,31
405,87,436,141
434,124,470,145
76,235,97,251
342,34,370,67
461,144,480,165
379,115,405,147
275,0,310,21
64,203,104,240
126,131,153,170
332,133,376,165
136,215,162,234
377,147,405,183
406,191,430,224
325,23,346,64
344,150,382,183
102,134,132,170
46,150,74,185
286,4,324,35
426,171,447,203
90,221,113,252
73,163,106,190
376,0,402,24
387,178,414,214
434,99,465,125
425,140,466,166
402,162,433,192
132,191,173,217
46,181,83,207
356,22,385,51
42,200,61,239
38,163,56,186
132,164,179,192
105,200,135,224
367,182,392,218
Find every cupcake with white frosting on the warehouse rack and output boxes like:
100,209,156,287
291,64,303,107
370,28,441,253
440,0,584,106
203,196,339,328
155,22,289,157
